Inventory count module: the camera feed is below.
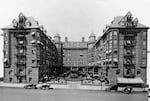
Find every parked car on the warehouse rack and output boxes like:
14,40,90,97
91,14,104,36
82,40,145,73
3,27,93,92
106,85,118,92
37,83,52,90
122,86,133,94
24,84,37,89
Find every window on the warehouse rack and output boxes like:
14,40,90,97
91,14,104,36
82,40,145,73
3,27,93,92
4,40,8,45
19,69,23,74
32,60,35,64
28,69,32,75
137,69,141,75
143,32,146,38
126,40,131,44
32,50,36,54
9,78,12,82
114,31,117,36
126,69,131,75
113,31,117,39
143,50,146,54
113,40,117,45
19,49,24,54
29,77,32,82
143,41,146,46
9,70,13,75
36,32,40,37
19,40,24,44
109,32,112,40
94,67,98,73
124,68,135,77
124,58,132,64
142,61,146,65
37,60,40,65
116,69,120,75
5,33,8,37
109,40,112,49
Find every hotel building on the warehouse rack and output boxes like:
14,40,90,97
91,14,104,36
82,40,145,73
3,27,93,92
2,12,148,85
2,13,59,83
93,12,149,85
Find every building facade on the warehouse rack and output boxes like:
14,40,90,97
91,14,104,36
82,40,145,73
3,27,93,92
54,34,97,74
93,12,149,85
2,12,148,85
2,13,59,83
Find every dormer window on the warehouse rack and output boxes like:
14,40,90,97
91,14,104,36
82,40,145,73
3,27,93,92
120,21,125,26
12,19,18,27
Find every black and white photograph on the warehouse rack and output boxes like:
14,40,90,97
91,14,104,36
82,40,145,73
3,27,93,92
0,0,150,101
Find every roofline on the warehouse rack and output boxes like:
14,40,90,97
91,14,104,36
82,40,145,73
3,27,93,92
109,27,150,29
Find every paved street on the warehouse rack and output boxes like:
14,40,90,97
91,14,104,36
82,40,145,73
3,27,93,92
0,87,148,101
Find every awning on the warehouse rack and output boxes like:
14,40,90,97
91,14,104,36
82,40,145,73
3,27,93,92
117,77,144,84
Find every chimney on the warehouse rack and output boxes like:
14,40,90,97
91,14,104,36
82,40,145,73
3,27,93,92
65,37,68,42
82,37,85,42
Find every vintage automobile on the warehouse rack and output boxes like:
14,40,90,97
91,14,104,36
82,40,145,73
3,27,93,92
24,84,37,89
122,86,133,94
105,85,118,92
37,83,53,90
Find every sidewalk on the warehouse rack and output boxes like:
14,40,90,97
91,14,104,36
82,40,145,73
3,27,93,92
0,82,26,88
79,85,108,90
0,82,69,89
0,81,108,90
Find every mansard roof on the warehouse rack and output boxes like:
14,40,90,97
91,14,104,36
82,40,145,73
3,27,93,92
2,12,41,29
109,12,149,29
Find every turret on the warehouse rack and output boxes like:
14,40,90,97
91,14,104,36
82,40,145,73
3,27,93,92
54,32,61,42
89,32,96,42
88,32,96,49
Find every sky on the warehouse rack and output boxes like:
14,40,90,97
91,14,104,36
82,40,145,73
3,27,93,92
0,0,150,84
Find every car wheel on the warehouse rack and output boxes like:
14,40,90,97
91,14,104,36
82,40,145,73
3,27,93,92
124,88,130,94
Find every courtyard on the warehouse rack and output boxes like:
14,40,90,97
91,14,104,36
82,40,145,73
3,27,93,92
0,87,148,101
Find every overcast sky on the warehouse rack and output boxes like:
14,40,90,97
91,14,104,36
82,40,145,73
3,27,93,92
0,0,150,84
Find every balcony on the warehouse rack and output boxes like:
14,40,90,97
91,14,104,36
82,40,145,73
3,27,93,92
123,74,135,78
124,40,136,48
124,43,136,48
15,72,26,77
15,53,26,57
15,62,26,65
124,63,135,67
124,54,135,58
14,33,26,38
15,44,26,49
